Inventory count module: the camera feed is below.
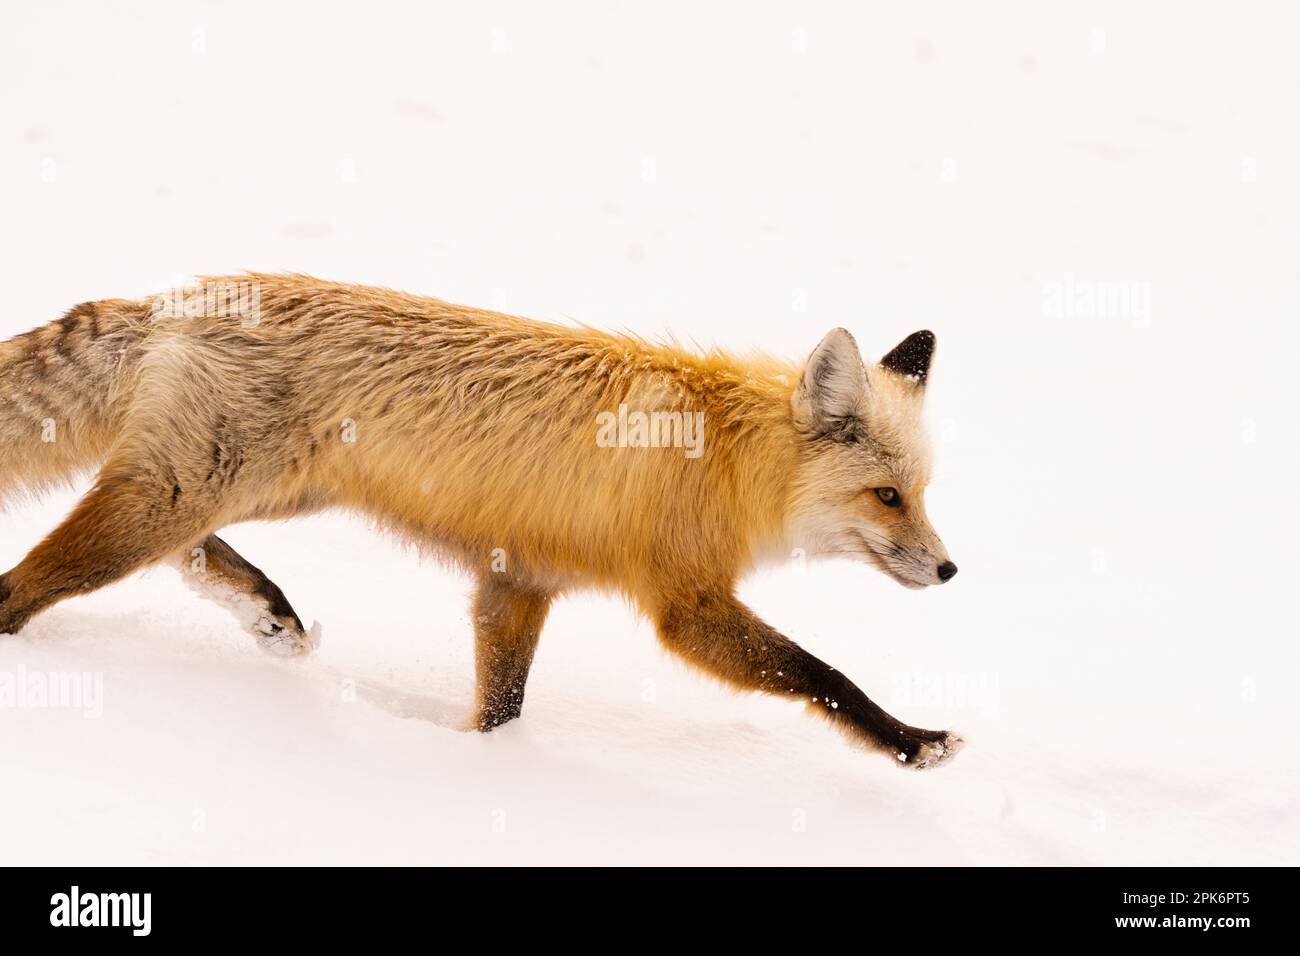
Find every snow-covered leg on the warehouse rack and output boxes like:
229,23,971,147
472,574,551,731
180,534,320,658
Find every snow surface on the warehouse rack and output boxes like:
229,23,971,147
2,1,1298,865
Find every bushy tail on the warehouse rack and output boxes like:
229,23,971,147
0,298,151,504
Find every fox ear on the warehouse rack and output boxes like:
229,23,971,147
879,330,935,385
793,328,867,437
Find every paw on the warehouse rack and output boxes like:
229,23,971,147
0,580,29,635
252,617,322,658
895,731,965,771
0,608,31,636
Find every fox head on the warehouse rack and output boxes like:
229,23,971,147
787,328,956,589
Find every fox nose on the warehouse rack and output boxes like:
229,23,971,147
936,561,958,583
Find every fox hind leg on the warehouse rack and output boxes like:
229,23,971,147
179,534,320,657
0,468,221,635
472,574,551,731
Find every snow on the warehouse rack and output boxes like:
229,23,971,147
2,1,1298,865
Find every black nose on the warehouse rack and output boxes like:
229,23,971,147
936,561,958,582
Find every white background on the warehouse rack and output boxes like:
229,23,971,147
1,1,1297,864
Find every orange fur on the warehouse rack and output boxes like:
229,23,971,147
0,275,962,767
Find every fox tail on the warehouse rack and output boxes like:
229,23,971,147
0,299,151,505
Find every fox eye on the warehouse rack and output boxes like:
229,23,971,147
875,487,901,507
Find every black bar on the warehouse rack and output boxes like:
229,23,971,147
0,867,1285,943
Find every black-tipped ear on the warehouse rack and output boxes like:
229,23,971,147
879,330,935,384
792,328,867,438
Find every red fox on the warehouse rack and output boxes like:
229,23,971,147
0,275,962,769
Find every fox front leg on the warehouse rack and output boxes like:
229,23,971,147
179,535,320,658
471,573,552,731
654,591,964,769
